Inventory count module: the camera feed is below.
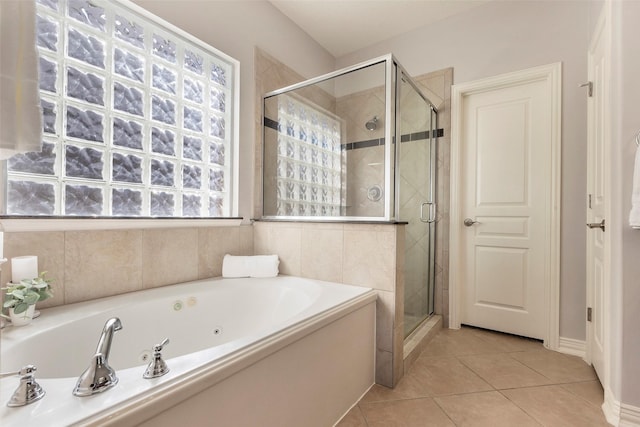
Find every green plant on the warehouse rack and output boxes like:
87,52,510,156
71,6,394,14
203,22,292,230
2,272,53,314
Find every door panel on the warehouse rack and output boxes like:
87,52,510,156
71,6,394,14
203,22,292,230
476,101,529,205
460,79,551,340
586,13,607,381
475,246,527,309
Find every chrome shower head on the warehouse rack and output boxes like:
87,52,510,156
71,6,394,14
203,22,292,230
365,116,378,131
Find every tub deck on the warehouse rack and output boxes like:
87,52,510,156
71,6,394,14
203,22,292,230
0,276,376,426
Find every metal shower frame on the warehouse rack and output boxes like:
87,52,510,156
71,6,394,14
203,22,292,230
262,53,438,222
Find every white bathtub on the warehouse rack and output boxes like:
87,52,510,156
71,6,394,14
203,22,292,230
0,276,377,426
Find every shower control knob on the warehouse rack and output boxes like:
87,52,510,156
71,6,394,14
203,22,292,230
463,218,479,227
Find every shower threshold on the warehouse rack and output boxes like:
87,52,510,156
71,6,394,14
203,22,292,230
403,314,442,374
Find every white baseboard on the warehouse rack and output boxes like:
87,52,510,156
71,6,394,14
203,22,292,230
557,336,587,359
603,388,640,427
620,402,640,427
603,389,621,426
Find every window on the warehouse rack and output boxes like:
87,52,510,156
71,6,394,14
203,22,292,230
4,0,237,217
275,94,343,216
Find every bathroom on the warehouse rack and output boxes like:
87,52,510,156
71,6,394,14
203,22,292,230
1,0,640,425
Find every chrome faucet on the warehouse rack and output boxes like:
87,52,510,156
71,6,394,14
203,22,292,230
0,365,46,407
73,317,122,397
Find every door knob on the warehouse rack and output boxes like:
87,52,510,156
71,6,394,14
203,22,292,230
463,218,479,227
586,219,605,231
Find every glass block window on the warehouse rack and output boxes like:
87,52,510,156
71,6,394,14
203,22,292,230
275,95,343,216
5,0,236,217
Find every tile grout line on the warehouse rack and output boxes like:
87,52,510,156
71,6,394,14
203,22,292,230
430,396,461,427
497,388,546,427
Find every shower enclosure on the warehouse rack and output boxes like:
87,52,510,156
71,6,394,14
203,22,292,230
262,54,438,339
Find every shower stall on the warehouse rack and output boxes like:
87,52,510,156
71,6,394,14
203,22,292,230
262,54,438,340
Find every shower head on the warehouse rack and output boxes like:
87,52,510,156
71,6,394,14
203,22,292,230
365,116,378,131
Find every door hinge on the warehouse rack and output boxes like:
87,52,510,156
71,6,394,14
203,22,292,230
580,81,593,97
588,194,592,209
587,307,593,322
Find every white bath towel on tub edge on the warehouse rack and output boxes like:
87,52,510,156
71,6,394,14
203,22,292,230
222,254,280,278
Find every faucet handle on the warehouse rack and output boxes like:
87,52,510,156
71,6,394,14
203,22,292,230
153,337,170,352
144,338,170,379
1,365,46,407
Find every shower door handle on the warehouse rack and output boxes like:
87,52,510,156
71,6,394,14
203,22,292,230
420,202,436,223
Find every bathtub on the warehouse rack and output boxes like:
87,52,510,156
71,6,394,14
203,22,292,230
0,276,377,426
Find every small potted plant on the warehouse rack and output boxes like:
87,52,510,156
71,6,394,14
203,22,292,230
2,272,53,326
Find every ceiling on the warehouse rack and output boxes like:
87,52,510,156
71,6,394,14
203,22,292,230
269,0,492,57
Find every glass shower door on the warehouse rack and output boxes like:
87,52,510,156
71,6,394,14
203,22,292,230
398,72,436,338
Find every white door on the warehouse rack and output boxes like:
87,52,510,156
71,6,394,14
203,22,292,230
586,11,608,382
453,65,561,340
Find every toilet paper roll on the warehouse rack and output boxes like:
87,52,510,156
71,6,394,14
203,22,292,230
12,255,38,283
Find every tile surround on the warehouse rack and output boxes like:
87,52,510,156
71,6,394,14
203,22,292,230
65,229,144,303
143,228,199,288
1,225,253,306
300,223,344,283
254,220,404,387
1,231,65,308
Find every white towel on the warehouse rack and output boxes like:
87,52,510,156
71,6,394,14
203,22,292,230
630,144,640,229
0,0,43,159
222,255,280,278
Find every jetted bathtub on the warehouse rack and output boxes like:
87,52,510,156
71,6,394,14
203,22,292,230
0,276,377,426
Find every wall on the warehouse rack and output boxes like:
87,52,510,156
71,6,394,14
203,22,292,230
1,226,253,307
253,221,404,388
610,0,640,411
336,84,386,217
337,0,591,341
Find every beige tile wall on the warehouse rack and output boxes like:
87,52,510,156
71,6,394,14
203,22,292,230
254,220,405,387
1,225,253,308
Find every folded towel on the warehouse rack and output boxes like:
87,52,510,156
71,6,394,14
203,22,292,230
630,144,640,229
251,255,280,278
222,255,280,278
222,254,251,278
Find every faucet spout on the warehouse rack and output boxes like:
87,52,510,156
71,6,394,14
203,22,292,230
73,317,123,397
95,317,122,363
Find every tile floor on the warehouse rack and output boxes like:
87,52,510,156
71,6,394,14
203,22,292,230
337,326,610,427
